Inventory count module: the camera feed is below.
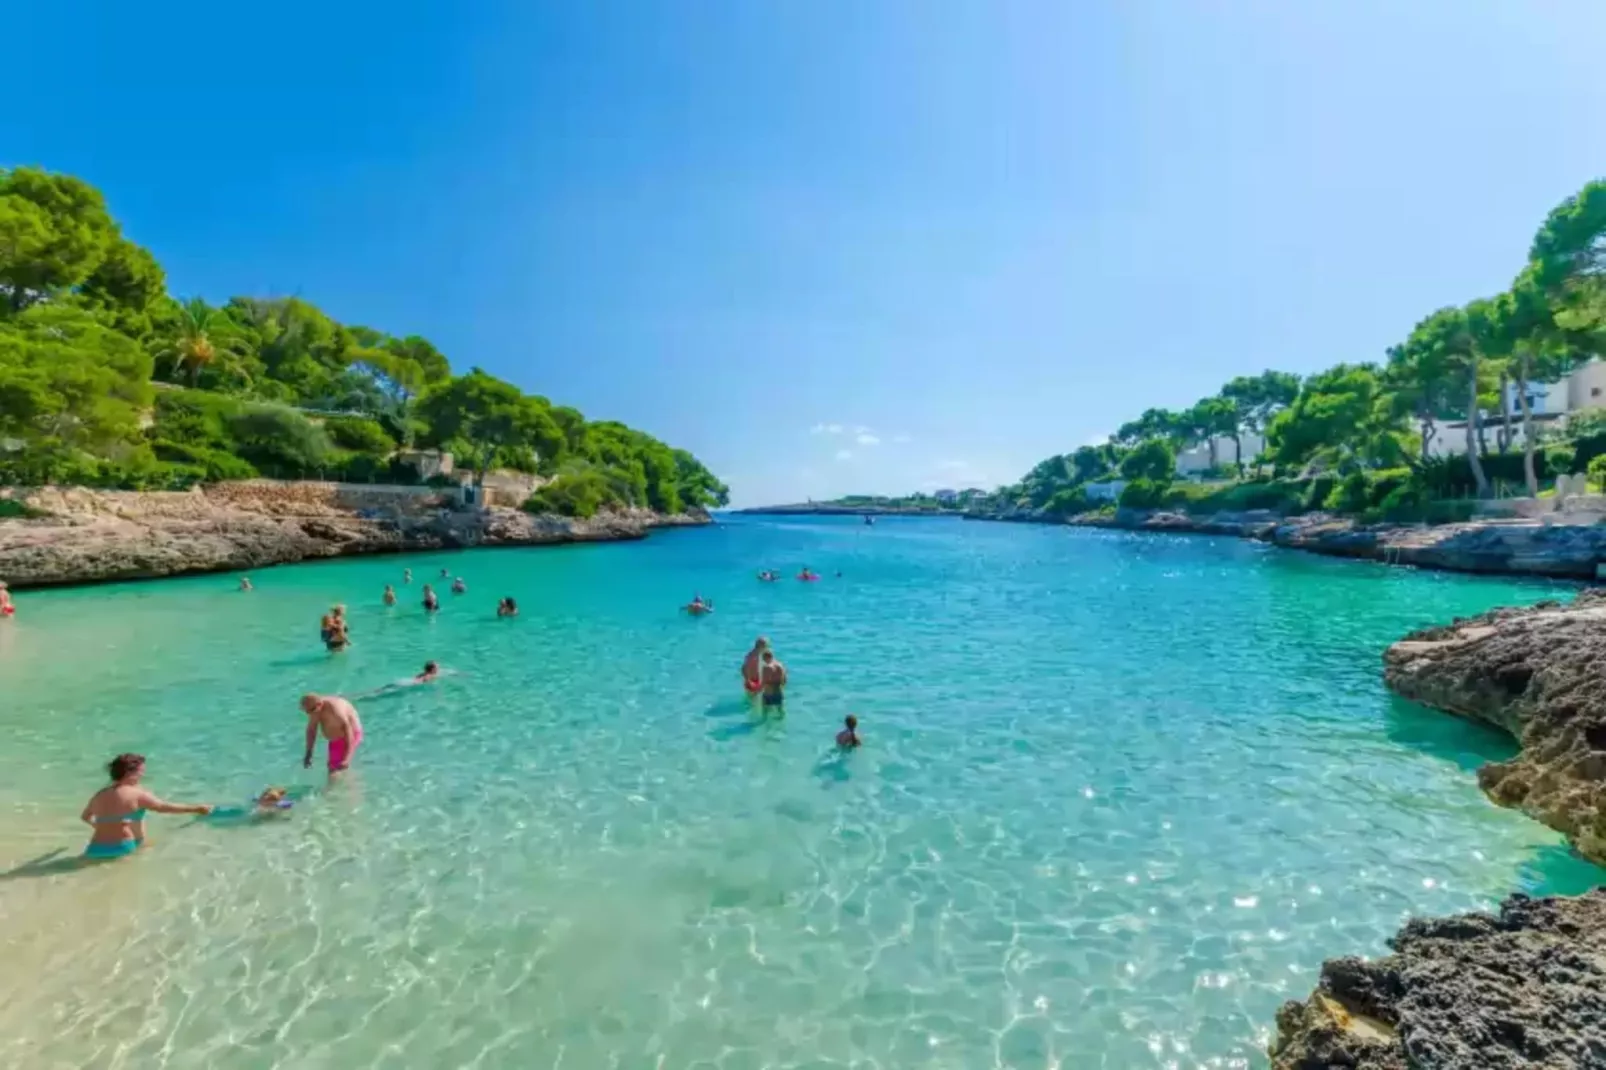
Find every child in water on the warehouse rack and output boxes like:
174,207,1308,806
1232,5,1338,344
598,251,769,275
836,715,861,749
497,597,518,617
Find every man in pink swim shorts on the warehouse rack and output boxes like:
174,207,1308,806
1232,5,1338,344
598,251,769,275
300,693,364,775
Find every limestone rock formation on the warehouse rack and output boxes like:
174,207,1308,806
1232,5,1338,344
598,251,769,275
1271,890,1606,1070
1384,590,1606,865
0,482,708,588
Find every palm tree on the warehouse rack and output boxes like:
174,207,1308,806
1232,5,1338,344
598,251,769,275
158,297,243,387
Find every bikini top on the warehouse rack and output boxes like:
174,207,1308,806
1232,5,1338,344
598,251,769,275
92,809,146,824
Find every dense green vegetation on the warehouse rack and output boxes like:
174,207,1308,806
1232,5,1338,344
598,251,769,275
989,178,1606,522
0,167,727,512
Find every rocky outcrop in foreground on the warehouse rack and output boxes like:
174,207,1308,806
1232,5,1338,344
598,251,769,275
0,481,708,588
1271,890,1606,1070
1005,508,1606,580
1384,589,1606,865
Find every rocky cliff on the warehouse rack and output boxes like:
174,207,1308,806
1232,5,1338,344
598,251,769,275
1383,590,1606,866
1270,890,1606,1070
0,481,708,588
1054,509,1606,580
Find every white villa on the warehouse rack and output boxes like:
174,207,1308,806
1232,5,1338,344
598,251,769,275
1427,358,1606,458
1174,433,1266,478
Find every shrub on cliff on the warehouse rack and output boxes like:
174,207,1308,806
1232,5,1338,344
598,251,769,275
1118,478,1169,509
1588,454,1606,492
1324,471,1372,513
1043,486,1092,516
523,470,611,518
228,405,333,478
151,439,258,482
323,415,396,455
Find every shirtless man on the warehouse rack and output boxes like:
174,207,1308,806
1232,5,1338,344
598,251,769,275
300,693,364,774
759,650,788,710
741,637,770,694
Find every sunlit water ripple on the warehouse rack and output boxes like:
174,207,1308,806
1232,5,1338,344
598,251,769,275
1,515,1600,1069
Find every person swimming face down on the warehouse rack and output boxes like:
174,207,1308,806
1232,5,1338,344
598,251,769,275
416,660,440,682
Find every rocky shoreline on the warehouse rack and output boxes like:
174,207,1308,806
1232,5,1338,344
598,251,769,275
0,481,709,589
970,507,1606,581
1272,590,1606,1068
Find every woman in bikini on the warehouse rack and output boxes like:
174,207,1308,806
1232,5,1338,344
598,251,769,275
80,754,211,860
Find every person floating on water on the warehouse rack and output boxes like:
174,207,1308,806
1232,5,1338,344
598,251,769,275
80,753,211,860
239,576,254,591
836,715,862,749
0,580,15,618
797,567,820,581
300,693,364,774
759,649,787,709
684,594,714,616
403,568,413,585
741,636,770,695
383,584,397,606
757,569,779,582
497,597,518,617
451,576,467,594
422,584,440,613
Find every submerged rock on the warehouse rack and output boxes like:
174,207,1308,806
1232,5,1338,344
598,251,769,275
1384,589,1606,865
1271,890,1606,1070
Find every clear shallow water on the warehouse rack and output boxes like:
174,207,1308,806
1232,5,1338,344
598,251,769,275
1,516,1600,1069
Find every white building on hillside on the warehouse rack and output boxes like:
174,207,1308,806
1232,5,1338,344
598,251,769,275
1174,433,1265,478
1428,358,1606,458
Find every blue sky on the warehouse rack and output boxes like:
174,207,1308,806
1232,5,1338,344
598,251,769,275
9,2,1606,506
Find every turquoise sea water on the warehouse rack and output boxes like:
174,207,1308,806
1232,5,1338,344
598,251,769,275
1,516,1601,1069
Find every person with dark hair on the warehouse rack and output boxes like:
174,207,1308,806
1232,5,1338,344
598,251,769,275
415,661,440,683
79,754,211,860
836,715,862,749
497,597,518,617
759,650,787,709
422,584,440,613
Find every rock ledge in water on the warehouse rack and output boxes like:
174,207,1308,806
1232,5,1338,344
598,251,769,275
1271,889,1606,1070
1384,588,1606,865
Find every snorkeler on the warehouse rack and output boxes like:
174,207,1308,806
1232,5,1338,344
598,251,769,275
759,650,787,709
451,577,467,594
497,597,518,617
741,637,769,694
300,693,364,774
836,715,862,749
422,584,439,613
80,753,211,860
383,584,397,606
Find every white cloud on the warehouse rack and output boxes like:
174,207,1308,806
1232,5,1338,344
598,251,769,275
854,425,872,435
935,459,971,472
1082,432,1110,447
891,433,912,444
810,423,845,435
835,449,854,461
856,433,881,446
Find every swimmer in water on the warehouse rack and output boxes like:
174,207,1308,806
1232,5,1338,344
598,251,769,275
440,567,451,579
683,594,713,615
383,584,397,606
403,568,413,584
836,715,862,749
422,584,439,613
80,753,211,860
1,580,16,617
497,597,518,617
239,576,254,591
323,606,350,652
759,650,787,710
416,660,441,683
300,693,364,775
255,786,290,810
451,576,467,594
797,567,819,581
741,637,769,694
